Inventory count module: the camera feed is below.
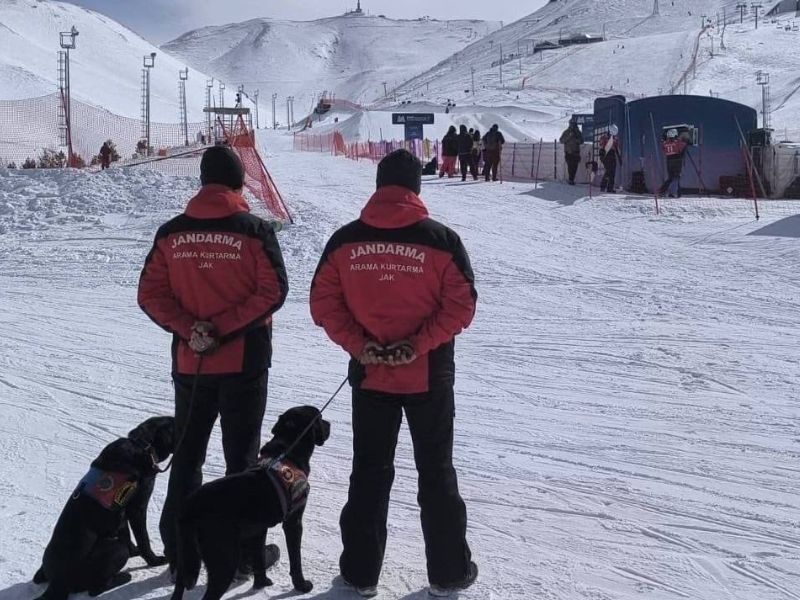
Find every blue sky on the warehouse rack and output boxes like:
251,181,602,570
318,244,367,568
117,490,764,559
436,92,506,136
62,0,548,43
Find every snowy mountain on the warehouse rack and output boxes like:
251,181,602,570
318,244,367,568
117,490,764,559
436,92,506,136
161,14,502,112
0,0,211,121
374,0,800,139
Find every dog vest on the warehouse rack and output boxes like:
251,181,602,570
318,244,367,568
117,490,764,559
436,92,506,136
260,458,309,519
73,467,138,511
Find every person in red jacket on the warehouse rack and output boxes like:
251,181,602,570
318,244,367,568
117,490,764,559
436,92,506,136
310,149,478,598
659,128,691,197
137,145,288,574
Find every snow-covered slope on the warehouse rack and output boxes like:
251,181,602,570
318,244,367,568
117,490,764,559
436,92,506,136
162,15,501,111
2,131,800,599
383,0,800,139
0,0,211,121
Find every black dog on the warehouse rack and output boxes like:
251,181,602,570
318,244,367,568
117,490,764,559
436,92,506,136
171,406,330,600
33,416,175,599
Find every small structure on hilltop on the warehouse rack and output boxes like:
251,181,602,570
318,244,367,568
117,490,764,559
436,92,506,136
345,1,364,15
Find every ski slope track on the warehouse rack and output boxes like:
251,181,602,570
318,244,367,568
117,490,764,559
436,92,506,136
1,131,800,599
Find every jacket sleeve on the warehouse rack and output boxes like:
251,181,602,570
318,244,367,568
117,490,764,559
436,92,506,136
138,236,196,341
411,238,477,356
310,246,369,358
212,223,288,340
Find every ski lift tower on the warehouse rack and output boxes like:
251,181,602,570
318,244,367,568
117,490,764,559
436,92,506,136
58,26,79,166
756,70,771,129
203,105,253,144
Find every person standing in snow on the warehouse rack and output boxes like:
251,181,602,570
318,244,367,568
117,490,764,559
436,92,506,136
482,124,505,182
659,129,692,197
439,126,459,178
310,149,478,598
598,124,621,193
457,125,477,181
137,146,288,576
559,120,584,185
99,142,112,170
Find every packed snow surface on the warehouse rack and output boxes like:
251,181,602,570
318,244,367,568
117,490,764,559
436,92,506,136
1,131,800,599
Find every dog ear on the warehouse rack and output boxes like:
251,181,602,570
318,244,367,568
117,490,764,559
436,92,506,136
128,420,153,443
271,414,294,436
312,419,331,447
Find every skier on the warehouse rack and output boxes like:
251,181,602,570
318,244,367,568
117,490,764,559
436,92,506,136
659,129,691,197
598,124,621,193
310,149,478,598
99,142,112,170
482,124,505,182
438,126,458,178
457,125,477,181
137,146,288,578
559,120,584,185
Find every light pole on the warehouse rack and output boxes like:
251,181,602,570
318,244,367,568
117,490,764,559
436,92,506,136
58,25,78,166
179,68,189,146
286,96,292,131
253,89,260,129
205,78,214,142
756,71,770,129
142,52,156,156
272,93,278,129
471,66,476,96
219,82,225,108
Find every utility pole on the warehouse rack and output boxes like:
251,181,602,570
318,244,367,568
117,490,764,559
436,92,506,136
736,3,747,23
751,3,762,28
499,42,503,89
271,93,278,129
142,52,156,156
58,25,78,166
701,14,707,28
756,71,771,129
652,0,659,16
518,39,523,76
219,82,225,108
382,81,388,98
471,66,475,96
179,68,189,146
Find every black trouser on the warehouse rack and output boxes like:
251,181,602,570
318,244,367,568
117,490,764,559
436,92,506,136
565,153,581,183
659,157,684,195
160,370,268,565
483,149,501,181
459,154,476,180
339,387,471,588
600,156,617,191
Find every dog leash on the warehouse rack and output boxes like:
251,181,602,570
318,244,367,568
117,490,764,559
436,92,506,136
156,356,204,474
264,375,349,470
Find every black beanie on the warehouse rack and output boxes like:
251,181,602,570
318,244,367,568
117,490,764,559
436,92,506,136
200,145,245,190
376,149,422,195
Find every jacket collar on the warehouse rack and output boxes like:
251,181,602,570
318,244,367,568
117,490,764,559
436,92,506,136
360,186,429,229
185,185,251,219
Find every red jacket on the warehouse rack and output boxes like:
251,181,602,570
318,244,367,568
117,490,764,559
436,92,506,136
310,185,477,394
662,139,688,157
138,185,288,375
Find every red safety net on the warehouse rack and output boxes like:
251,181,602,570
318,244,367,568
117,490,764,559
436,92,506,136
221,116,292,222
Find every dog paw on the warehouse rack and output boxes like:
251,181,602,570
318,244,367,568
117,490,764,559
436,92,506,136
252,575,273,589
292,578,313,593
144,554,168,567
33,567,47,584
